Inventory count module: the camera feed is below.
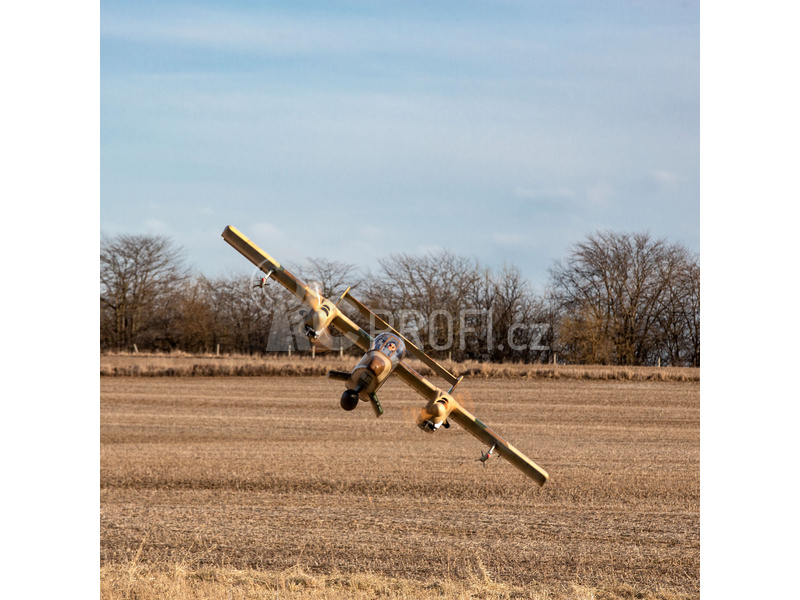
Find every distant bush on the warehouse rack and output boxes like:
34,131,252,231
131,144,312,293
100,353,698,382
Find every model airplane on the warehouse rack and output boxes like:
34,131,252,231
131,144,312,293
221,225,549,486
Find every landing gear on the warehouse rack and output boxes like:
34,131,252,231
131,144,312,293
419,418,449,432
340,389,359,411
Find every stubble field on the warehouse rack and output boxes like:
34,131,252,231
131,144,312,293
100,372,699,599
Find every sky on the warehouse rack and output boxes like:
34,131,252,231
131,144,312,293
100,0,699,289
8,4,800,595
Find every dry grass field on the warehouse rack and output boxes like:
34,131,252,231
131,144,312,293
100,367,699,599
100,351,699,382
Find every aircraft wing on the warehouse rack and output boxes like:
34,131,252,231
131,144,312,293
222,225,373,353
222,225,548,485
222,225,317,307
390,353,548,485
329,314,372,353
448,400,550,486
393,362,441,402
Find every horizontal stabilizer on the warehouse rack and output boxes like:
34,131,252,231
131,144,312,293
327,370,350,381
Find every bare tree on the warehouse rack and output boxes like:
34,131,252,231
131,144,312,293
657,251,700,366
100,234,188,351
362,249,483,358
205,273,276,354
100,229,698,364
174,276,216,353
360,251,552,362
549,231,698,366
298,257,362,299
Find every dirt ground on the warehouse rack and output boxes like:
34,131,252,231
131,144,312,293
100,375,699,597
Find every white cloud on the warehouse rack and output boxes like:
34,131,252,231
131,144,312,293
492,232,529,247
245,221,306,265
101,2,699,284
145,218,166,231
101,8,490,61
585,183,615,207
513,186,576,202
653,169,679,185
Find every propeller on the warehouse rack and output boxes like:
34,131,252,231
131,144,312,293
310,328,335,353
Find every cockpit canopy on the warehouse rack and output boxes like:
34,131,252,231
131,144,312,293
370,332,405,362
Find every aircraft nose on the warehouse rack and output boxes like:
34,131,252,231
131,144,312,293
428,401,446,418
367,356,386,376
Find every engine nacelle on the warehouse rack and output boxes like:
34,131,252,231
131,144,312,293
302,299,337,340
417,393,456,432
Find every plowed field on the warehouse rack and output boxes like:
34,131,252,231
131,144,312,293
100,375,699,598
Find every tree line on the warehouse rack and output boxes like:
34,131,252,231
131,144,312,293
100,230,699,366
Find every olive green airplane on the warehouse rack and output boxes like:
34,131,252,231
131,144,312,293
222,225,549,486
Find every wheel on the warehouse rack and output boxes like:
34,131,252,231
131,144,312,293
340,389,359,411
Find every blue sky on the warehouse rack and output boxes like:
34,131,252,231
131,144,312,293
101,0,699,288
9,3,800,593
